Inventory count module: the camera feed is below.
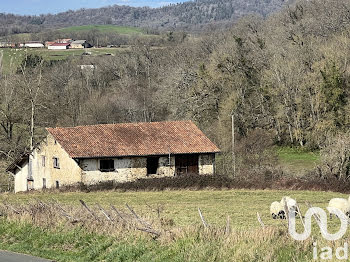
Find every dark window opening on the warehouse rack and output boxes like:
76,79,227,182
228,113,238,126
43,178,46,189
53,157,60,169
147,157,159,175
100,159,114,172
56,181,59,189
42,156,46,167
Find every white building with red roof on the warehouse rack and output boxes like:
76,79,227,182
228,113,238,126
21,41,44,48
48,43,71,50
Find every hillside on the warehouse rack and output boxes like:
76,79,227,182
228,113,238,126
0,0,294,36
58,25,144,34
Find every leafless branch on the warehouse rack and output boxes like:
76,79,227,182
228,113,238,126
225,215,230,234
79,200,100,222
198,207,208,228
97,203,113,222
110,205,127,222
257,212,265,228
296,204,305,230
126,203,152,228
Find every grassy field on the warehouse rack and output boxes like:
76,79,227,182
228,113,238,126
0,189,342,227
0,47,128,74
0,220,313,262
58,25,144,35
277,147,320,175
0,189,347,261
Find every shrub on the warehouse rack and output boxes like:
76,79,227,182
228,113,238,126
51,171,350,194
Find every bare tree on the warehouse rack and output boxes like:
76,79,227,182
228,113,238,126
17,55,45,150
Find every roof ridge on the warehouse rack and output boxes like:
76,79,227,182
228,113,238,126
46,120,219,158
47,120,193,130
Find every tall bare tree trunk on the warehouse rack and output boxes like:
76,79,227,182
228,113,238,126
0,50,3,79
231,113,236,177
30,100,35,151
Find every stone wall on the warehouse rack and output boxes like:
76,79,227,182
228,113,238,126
15,134,82,192
81,155,176,184
81,157,146,184
156,156,175,177
199,153,215,175
14,161,29,193
34,134,82,188
13,137,216,192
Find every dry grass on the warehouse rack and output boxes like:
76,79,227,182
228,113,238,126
0,189,349,261
0,198,314,261
1,189,346,227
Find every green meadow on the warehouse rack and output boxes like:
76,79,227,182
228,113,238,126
0,189,346,261
0,189,341,227
277,147,320,175
0,47,127,74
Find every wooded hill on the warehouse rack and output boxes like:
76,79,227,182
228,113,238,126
2,0,350,182
0,0,293,36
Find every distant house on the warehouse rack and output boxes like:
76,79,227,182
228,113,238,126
79,65,95,70
55,38,72,43
0,42,15,48
22,41,44,48
48,43,71,50
7,121,220,193
70,40,92,49
45,41,55,47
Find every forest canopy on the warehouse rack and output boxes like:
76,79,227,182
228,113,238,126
1,0,350,180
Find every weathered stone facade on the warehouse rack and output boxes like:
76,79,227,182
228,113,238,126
80,157,146,184
199,154,215,175
80,155,178,185
9,121,219,193
13,134,82,193
12,136,216,193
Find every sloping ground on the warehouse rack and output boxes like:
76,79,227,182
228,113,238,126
58,25,144,35
0,47,128,75
277,147,320,176
0,189,345,261
41,0,293,29
0,0,294,35
0,189,342,227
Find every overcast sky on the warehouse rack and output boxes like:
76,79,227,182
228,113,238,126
0,0,184,15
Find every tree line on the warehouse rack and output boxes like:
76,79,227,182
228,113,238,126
0,0,291,37
1,0,350,180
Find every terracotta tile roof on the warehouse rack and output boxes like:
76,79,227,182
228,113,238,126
46,121,220,158
6,152,30,173
49,43,70,46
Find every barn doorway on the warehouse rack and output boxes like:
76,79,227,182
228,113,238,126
147,157,159,175
175,154,199,175
27,179,34,191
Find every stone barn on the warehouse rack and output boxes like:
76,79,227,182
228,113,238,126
70,40,92,49
7,121,220,193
